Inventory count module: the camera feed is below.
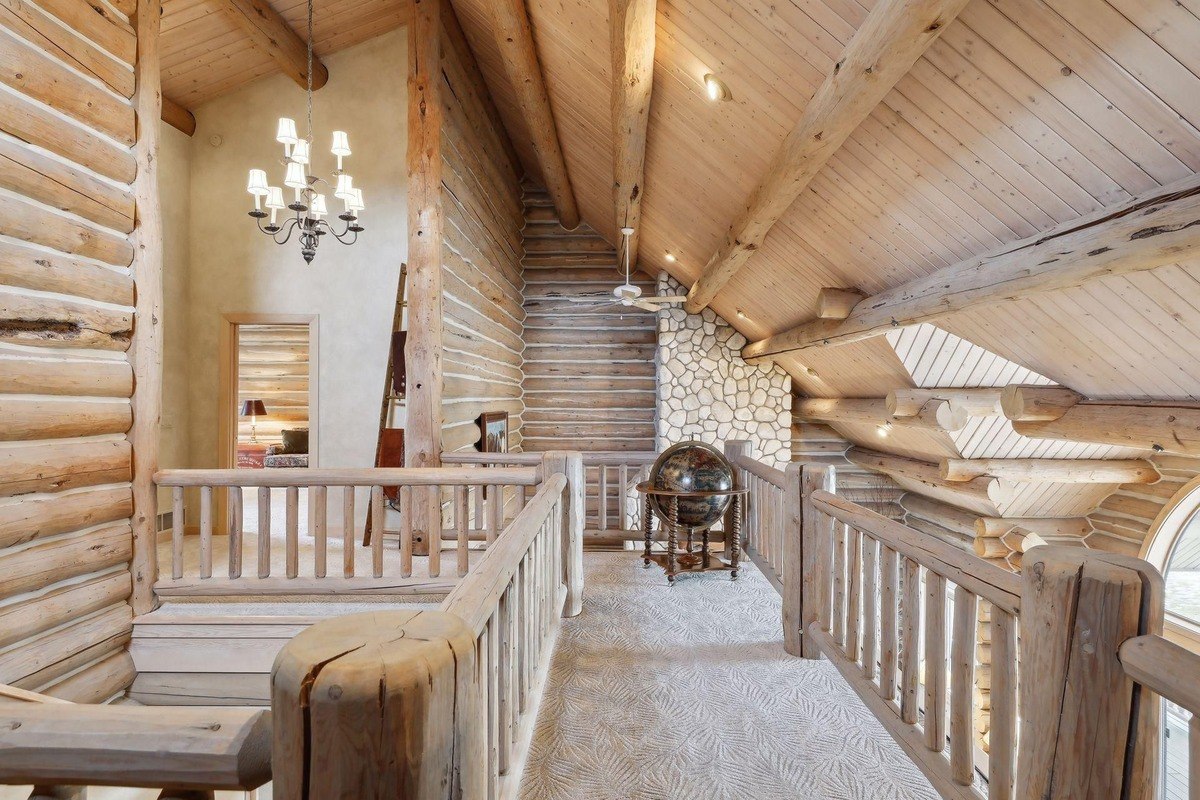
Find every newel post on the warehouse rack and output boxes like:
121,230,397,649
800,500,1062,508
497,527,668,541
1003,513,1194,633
723,439,752,552
542,451,584,616
1017,547,1164,799
272,610,484,799
797,463,835,658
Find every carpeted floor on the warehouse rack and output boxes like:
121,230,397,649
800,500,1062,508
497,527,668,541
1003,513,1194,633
518,552,940,800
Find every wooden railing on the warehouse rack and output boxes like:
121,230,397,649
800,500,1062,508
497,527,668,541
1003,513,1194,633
444,450,657,546
269,473,572,798
724,440,794,596
153,466,544,597
0,683,271,798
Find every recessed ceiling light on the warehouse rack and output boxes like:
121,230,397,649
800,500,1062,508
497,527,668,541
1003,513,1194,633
877,422,892,438
736,308,747,319
664,252,676,263
703,73,731,102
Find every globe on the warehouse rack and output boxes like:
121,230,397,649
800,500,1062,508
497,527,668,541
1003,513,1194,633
649,441,735,530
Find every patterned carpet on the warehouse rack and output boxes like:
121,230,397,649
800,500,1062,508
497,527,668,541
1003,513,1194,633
519,553,940,800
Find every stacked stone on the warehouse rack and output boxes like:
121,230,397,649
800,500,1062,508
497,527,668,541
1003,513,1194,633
655,275,792,468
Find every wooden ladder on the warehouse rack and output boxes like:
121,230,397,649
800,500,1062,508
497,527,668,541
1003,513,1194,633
364,263,408,546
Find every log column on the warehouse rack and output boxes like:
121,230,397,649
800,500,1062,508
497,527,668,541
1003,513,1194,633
1017,547,1164,799
272,610,483,799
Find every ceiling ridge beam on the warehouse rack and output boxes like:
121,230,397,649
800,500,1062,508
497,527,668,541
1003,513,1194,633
683,0,970,314
491,0,580,230
743,172,1200,362
610,0,656,270
218,0,328,93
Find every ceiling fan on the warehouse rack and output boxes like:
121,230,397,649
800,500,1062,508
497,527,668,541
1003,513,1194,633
560,227,687,313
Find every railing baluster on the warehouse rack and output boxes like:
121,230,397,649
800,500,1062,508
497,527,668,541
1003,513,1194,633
499,586,514,773
312,485,327,578
227,486,243,579
199,485,212,579
598,465,608,531
950,584,977,785
862,534,878,681
455,485,469,577
1190,715,1199,800
487,613,500,785
285,486,299,579
900,558,920,724
990,605,1017,800
618,463,628,529
342,487,355,578
924,572,947,752
473,483,484,530
172,486,184,580
257,486,271,578
489,485,505,544
400,485,413,578
832,520,846,646
428,484,441,578
370,486,384,578
879,546,899,702
846,526,861,662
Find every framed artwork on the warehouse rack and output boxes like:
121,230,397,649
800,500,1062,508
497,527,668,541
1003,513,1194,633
477,411,509,453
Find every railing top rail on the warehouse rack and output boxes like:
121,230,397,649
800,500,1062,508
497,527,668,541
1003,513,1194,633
728,451,788,490
812,489,1022,614
442,473,567,635
441,450,657,466
1119,633,1200,712
154,466,543,487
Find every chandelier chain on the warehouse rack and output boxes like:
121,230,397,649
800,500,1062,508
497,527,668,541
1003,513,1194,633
306,0,313,145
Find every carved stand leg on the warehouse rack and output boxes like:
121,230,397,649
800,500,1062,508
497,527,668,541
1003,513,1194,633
730,495,742,580
702,527,711,569
642,493,653,567
667,497,678,583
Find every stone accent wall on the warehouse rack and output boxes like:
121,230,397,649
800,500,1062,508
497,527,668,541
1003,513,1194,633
656,274,792,467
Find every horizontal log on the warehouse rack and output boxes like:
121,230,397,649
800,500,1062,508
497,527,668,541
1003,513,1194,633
1,194,134,267
153,466,541,487
0,289,134,350
999,385,1083,422
0,484,132,548
153,576,456,597
1013,403,1200,455
0,523,132,600
0,353,133,396
0,398,131,440
0,571,130,649
817,287,867,319
900,492,978,537
744,173,1200,361
0,238,133,308
974,517,1093,539
0,0,134,94
0,704,272,790
0,439,131,497
0,604,130,687
940,458,1158,484
903,514,973,549
887,388,1003,418
796,397,966,432
40,649,134,703
848,447,1008,506
0,136,134,232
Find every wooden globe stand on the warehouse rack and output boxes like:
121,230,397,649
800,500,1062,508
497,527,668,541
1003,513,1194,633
635,481,747,583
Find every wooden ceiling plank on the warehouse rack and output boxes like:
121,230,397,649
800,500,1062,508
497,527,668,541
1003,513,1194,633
682,0,971,313
217,0,328,92
489,0,579,229
610,0,656,271
744,173,1200,362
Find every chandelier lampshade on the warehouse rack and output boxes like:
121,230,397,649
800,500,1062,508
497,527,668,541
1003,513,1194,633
244,0,363,264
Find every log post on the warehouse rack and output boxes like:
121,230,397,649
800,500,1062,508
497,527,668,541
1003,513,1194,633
782,461,804,656
800,463,835,659
542,450,584,617
1017,547,1164,799
272,610,483,800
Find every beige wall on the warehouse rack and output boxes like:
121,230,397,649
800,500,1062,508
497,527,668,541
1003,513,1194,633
159,123,192,493
160,28,408,473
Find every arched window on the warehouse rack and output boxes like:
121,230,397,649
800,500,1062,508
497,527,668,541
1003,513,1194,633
1144,479,1200,799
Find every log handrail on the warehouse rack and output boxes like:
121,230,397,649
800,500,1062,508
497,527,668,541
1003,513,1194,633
154,466,542,486
442,473,568,635
442,450,657,467
726,448,788,490
1119,633,1200,713
811,489,1021,613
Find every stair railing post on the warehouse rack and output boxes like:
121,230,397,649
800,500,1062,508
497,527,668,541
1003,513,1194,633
782,461,804,655
799,463,835,658
542,451,584,617
1016,546,1164,799
723,439,752,558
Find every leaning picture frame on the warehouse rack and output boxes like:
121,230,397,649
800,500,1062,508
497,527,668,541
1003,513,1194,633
477,411,509,453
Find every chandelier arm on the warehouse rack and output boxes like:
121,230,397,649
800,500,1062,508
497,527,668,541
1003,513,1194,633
269,216,302,245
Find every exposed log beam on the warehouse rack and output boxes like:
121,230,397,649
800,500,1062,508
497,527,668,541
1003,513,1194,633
817,287,867,319
219,0,328,92
1000,385,1083,421
847,447,1009,507
683,0,969,313
797,397,967,433
610,0,656,269
887,388,1003,418
974,517,1092,540
160,96,195,137
1010,402,1200,455
940,458,1159,484
744,173,1200,361
492,0,579,229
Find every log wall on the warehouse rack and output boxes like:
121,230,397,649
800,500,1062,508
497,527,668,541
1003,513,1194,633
0,0,159,700
438,4,526,454
519,195,657,453
1088,455,1200,558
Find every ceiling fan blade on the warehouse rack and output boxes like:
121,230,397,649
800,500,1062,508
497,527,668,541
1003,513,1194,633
651,295,688,302
631,300,661,312
561,294,615,303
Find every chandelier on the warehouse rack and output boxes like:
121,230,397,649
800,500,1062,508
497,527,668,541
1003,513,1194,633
244,0,364,264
